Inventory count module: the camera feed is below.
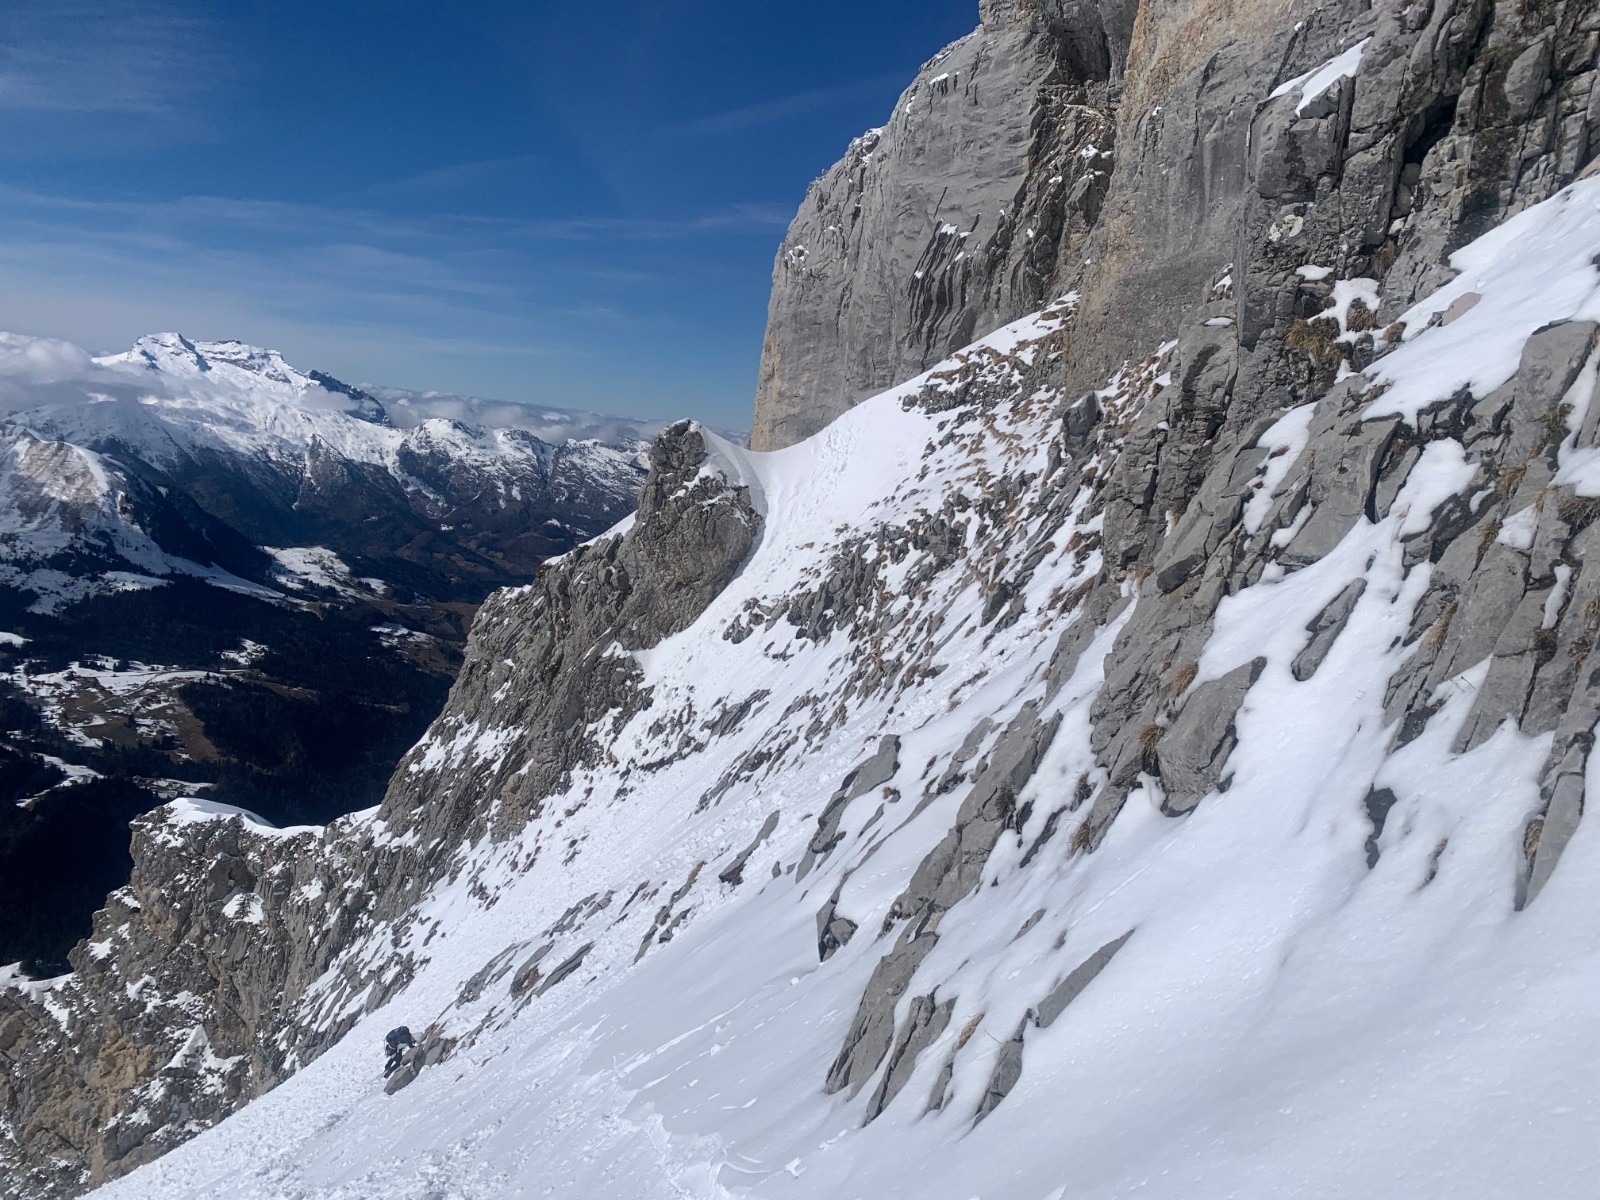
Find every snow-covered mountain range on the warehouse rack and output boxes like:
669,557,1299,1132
0,331,648,609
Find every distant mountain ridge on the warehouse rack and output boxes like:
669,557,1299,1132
0,331,650,608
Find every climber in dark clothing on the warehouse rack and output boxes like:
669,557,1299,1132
384,1025,416,1077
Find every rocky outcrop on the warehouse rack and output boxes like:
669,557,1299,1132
750,0,1134,449
1154,658,1264,814
796,737,901,880
755,0,1600,450
380,420,762,848
0,806,377,1199
805,0,1600,1125
0,421,759,1198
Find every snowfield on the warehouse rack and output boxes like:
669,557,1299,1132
80,181,1600,1199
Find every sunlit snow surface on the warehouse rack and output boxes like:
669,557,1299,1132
89,186,1600,1199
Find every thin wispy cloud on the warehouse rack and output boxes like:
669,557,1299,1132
0,184,789,246
507,204,793,241
0,184,467,244
0,2,938,427
361,383,669,443
0,180,772,418
369,153,549,195
0,1,223,115
661,74,905,137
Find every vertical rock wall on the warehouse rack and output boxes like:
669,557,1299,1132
749,0,1136,450
753,0,1600,451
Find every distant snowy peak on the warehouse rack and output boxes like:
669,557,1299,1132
0,330,652,610
0,334,402,476
401,416,551,466
106,334,311,390
96,334,383,418
18,332,645,484
99,333,297,381
98,334,390,435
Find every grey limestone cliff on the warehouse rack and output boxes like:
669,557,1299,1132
749,0,1136,450
764,0,1600,1131
753,0,1599,451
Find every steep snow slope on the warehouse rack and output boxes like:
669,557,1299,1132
56,176,1600,1200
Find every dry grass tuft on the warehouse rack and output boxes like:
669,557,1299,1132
1345,297,1379,332
1559,492,1600,530
1371,237,1401,277
1069,817,1096,855
1285,316,1345,369
1060,577,1095,611
1496,462,1527,499
1476,516,1503,559
1544,401,1575,443
1522,814,1545,863
1421,600,1457,657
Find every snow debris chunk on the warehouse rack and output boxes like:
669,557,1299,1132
1270,38,1371,114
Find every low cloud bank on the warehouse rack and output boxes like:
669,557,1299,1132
362,384,669,444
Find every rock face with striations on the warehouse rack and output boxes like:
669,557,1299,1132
753,0,1600,450
5,1,1600,1196
749,0,1136,450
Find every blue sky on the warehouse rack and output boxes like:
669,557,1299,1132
0,0,979,428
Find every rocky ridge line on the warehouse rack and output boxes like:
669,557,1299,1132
0,423,759,1197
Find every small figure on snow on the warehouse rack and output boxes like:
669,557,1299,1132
384,1025,416,1077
